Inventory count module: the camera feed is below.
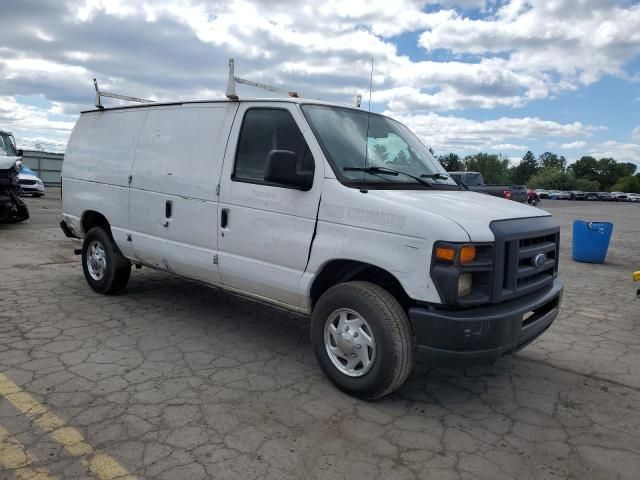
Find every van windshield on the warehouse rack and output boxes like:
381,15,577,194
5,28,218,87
301,105,457,188
0,133,17,157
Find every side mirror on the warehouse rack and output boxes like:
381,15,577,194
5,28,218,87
16,149,23,157
264,150,313,190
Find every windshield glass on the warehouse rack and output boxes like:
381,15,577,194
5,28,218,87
301,105,457,188
0,133,17,157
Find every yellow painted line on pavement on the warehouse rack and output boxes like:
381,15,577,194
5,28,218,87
0,372,136,480
0,424,57,480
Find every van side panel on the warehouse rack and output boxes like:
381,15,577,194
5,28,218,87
128,103,238,284
64,109,149,187
62,109,150,257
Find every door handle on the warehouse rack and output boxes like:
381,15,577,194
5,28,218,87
220,208,229,228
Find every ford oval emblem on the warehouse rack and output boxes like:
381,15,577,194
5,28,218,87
532,252,547,268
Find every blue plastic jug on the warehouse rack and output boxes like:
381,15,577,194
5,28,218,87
572,220,613,264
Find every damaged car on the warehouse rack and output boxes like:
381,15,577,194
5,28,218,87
0,130,29,223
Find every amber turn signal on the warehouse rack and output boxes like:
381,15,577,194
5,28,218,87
460,245,477,264
435,246,455,262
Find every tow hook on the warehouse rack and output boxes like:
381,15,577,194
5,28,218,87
74,248,82,255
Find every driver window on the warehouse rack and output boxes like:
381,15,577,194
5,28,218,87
233,108,314,184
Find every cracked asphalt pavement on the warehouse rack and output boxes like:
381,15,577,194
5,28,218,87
0,190,638,479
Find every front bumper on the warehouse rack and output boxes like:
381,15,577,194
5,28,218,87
20,184,45,194
409,279,563,366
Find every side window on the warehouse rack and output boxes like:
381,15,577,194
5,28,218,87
233,108,314,184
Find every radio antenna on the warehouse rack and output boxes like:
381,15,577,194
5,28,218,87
361,58,374,194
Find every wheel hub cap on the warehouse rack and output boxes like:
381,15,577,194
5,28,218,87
324,308,376,377
87,240,106,281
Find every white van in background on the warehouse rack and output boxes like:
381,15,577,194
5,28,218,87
61,97,563,399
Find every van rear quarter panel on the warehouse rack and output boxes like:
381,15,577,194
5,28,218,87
63,109,150,254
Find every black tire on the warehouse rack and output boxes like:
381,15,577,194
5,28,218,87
311,281,414,400
81,227,131,294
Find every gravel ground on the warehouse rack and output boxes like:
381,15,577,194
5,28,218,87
0,190,638,480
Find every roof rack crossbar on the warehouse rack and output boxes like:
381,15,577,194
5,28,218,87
94,79,152,109
226,59,299,101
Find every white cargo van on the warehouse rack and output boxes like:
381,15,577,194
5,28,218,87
61,95,563,399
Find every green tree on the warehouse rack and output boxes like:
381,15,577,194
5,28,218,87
574,178,600,192
511,150,539,184
463,153,510,184
538,152,567,171
596,157,624,191
527,168,575,190
569,156,598,183
438,153,464,171
610,175,640,193
620,162,637,177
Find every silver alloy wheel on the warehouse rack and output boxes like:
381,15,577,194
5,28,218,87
324,308,376,377
87,240,107,281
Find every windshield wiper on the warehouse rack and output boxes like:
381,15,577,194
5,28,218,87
420,173,450,181
343,166,433,187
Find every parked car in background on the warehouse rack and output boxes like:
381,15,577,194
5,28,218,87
570,191,586,200
612,192,628,202
558,191,572,200
598,192,614,201
585,192,600,201
548,190,561,199
18,165,45,196
537,188,550,199
448,171,528,202
527,188,540,205
627,193,640,203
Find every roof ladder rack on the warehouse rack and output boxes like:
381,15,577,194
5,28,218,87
226,58,299,100
94,79,152,109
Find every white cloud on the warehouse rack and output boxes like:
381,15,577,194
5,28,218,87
632,127,640,141
588,141,640,165
0,96,75,145
384,111,604,154
0,0,637,156
560,141,588,149
418,0,640,95
490,144,529,151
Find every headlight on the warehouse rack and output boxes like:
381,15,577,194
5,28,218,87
430,242,493,306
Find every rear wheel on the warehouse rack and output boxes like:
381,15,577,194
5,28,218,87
311,281,414,400
82,227,131,294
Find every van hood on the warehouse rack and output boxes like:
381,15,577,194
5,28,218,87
0,156,20,170
368,189,549,242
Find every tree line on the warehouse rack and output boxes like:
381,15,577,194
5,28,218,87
437,151,640,193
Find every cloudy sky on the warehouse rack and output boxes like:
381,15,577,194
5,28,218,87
1,0,639,166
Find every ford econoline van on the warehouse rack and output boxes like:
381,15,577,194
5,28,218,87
61,97,563,399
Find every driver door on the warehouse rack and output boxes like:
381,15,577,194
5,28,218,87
217,103,323,309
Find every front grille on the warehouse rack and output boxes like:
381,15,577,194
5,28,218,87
19,179,37,185
491,217,560,303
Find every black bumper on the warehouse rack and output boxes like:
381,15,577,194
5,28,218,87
409,279,563,366
59,220,78,238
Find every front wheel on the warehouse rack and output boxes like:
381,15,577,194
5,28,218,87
311,281,414,400
82,227,131,294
